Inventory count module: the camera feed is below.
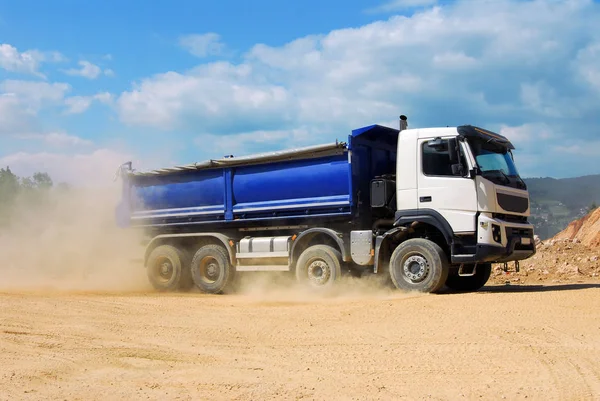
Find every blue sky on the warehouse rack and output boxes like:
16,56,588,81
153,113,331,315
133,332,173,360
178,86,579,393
1,0,599,185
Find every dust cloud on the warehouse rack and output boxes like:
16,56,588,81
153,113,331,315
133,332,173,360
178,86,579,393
0,184,151,293
228,270,424,304
0,177,408,299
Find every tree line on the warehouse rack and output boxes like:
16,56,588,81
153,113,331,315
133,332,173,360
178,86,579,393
0,166,65,227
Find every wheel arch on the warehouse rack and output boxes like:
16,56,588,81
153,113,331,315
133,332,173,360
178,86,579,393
290,228,350,268
394,209,455,246
375,211,454,274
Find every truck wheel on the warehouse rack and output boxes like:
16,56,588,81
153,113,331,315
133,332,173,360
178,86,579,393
445,263,492,292
146,244,192,292
295,245,342,289
389,238,449,293
190,244,234,294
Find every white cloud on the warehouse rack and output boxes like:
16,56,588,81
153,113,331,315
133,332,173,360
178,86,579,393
575,42,600,92
15,131,94,147
0,80,71,134
1,79,70,106
63,92,113,114
193,127,316,158
116,0,600,177
117,63,291,130
63,60,103,79
64,96,93,114
94,91,113,104
179,33,225,58
499,123,555,147
366,0,438,13
0,93,34,134
0,43,64,78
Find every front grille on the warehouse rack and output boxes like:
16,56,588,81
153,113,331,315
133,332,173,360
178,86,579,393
497,193,529,213
506,227,533,238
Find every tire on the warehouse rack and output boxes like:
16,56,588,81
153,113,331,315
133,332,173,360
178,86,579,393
190,244,235,294
445,263,492,292
146,244,192,292
388,238,449,293
295,245,342,289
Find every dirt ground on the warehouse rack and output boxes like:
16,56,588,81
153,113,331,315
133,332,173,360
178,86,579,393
2,276,600,401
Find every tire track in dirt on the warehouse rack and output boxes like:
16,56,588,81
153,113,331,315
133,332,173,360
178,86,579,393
504,326,600,400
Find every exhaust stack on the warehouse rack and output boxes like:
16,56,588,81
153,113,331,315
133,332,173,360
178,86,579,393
399,115,408,132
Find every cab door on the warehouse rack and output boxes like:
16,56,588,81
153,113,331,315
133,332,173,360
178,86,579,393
417,137,478,234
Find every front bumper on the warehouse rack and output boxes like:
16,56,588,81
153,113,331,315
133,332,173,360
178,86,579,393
476,214,536,263
451,214,536,264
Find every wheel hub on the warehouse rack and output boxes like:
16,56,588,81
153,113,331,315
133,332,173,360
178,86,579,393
159,261,173,278
199,257,221,283
206,263,218,278
307,260,330,285
403,255,429,283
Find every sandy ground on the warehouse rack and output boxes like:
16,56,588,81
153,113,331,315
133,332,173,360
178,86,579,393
2,279,600,401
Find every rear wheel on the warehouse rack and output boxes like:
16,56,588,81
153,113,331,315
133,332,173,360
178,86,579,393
146,244,192,292
190,244,235,294
295,245,342,289
445,263,492,292
389,238,449,293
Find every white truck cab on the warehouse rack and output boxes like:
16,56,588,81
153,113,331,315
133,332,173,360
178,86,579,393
375,116,535,293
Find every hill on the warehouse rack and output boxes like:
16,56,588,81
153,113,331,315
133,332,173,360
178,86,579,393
552,206,600,248
524,174,600,239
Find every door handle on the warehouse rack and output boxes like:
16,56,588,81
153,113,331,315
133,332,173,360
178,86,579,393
420,196,432,203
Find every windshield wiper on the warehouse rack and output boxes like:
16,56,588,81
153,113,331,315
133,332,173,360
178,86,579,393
484,169,511,184
512,175,527,189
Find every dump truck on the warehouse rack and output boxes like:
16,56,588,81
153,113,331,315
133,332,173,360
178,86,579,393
115,115,536,294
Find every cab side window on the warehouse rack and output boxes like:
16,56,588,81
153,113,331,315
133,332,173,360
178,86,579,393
422,140,466,176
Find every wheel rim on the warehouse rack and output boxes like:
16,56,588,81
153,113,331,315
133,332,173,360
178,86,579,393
155,257,174,284
198,256,221,284
402,253,430,283
307,259,331,286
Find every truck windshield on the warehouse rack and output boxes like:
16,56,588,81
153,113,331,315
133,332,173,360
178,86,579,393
469,139,526,189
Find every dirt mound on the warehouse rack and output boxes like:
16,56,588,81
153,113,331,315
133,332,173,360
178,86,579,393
553,207,600,248
490,237,600,285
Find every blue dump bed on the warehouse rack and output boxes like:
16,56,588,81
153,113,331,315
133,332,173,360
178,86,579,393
116,124,399,230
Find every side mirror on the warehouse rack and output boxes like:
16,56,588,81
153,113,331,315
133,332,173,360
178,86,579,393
451,163,465,176
448,138,458,164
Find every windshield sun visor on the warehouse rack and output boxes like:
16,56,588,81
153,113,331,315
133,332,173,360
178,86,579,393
457,125,515,150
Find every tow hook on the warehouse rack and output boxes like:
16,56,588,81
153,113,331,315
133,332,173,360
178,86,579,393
503,261,520,273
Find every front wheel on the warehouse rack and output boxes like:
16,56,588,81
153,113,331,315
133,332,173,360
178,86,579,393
445,263,492,292
295,245,342,289
389,238,449,293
